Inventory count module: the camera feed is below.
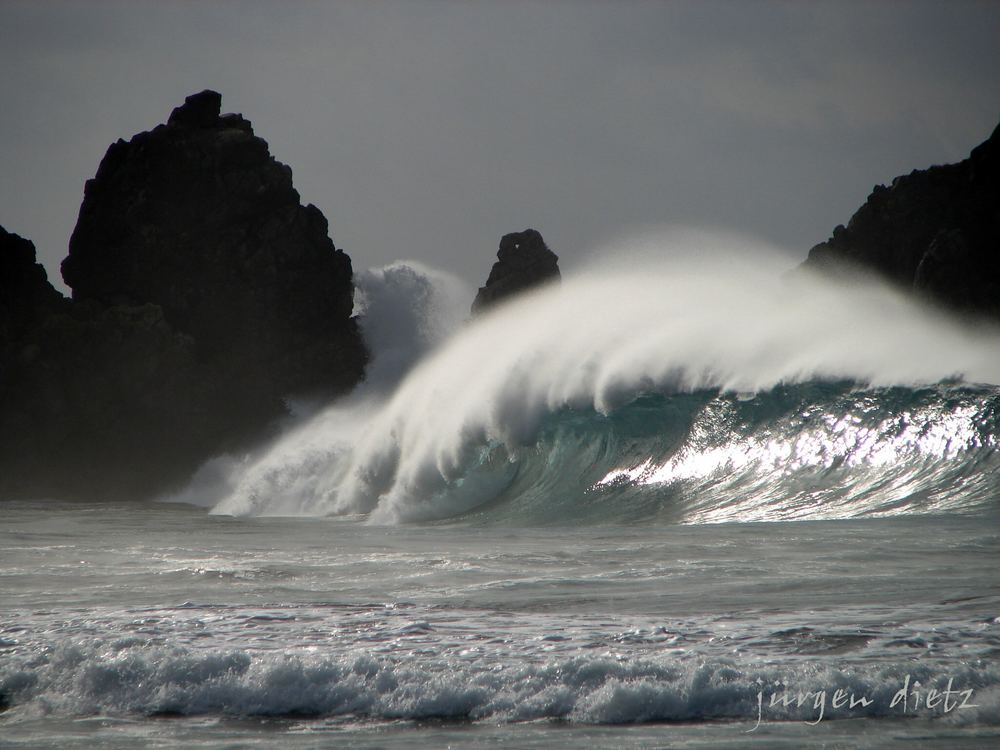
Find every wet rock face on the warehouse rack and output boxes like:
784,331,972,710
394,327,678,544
62,89,365,395
801,122,1000,318
0,91,367,501
472,229,560,314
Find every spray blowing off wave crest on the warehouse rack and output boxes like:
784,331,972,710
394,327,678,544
353,260,472,389
205,234,1000,523
163,261,470,511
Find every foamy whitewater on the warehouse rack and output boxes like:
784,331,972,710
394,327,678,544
2,233,999,748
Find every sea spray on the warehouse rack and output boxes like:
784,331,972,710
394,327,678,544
162,260,470,514
2,638,992,723
353,260,471,390
195,233,1000,521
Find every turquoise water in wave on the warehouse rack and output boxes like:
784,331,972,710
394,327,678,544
2,498,998,748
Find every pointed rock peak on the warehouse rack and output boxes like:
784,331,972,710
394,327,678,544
167,89,222,129
970,118,1000,166
472,228,560,314
497,228,556,264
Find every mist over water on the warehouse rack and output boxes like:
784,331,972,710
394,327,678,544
178,232,1000,524
352,260,472,391
163,259,471,513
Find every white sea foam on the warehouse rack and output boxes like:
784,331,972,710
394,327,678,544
163,260,470,514
2,641,994,724
196,230,1000,521
353,260,471,390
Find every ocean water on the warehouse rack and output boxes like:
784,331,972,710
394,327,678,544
3,242,1000,747
2,503,998,748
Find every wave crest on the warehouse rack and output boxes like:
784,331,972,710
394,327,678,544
194,236,1000,522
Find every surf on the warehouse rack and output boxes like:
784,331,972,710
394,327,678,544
178,231,1000,524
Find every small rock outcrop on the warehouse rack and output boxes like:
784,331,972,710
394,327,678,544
471,229,560,314
0,91,367,501
801,121,1000,317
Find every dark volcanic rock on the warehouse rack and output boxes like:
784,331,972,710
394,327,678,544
801,122,1000,317
168,89,222,128
62,89,365,397
0,91,367,501
0,301,236,501
0,226,66,344
471,229,560,314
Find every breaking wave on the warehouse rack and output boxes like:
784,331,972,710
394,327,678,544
3,640,996,724
177,232,1000,524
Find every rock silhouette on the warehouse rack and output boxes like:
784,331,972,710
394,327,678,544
802,121,1000,317
0,226,66,345
0,91,367,501
471,229,560,314
62,89,364,397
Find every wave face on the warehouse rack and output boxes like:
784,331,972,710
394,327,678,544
450,384,1000,525
199,233,1000,523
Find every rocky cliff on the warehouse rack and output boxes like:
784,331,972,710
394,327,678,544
471,229,560,314
801,122,1000,317
0,91,367,501
0,226,66,345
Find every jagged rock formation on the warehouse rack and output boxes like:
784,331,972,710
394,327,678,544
0,91,367,501
0,226,66,345
62,89,364,396
802,122,1000,317
471,229,560,314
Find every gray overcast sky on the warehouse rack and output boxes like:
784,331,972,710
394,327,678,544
1,0,998,292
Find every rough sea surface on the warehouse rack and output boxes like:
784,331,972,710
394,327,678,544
3,251,1000,747
1,501,998,748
